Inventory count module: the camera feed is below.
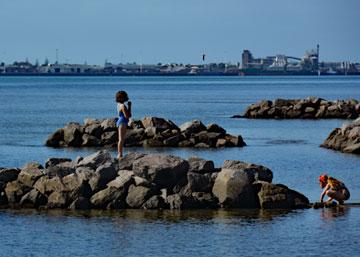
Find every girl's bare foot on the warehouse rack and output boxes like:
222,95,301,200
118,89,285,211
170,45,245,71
117,154,123,160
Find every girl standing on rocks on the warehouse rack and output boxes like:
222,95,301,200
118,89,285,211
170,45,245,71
115,91,132,159
319,174,350,205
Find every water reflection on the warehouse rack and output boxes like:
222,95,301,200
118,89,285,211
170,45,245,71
1,208,296,224
319,206,349,220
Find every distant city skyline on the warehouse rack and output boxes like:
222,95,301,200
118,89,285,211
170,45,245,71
0,0,359,65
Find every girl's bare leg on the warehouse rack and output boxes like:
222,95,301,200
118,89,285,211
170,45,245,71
326,190,346,204
117,125,127,159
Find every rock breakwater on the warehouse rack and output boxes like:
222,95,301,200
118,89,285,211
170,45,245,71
233,97,360,119
321,118,360,154
46,117,246,148
0,151,309,210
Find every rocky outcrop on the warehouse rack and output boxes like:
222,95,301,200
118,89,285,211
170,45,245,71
233,97,360,119
321,118,360,154
46,117,246,149
0,150,309,210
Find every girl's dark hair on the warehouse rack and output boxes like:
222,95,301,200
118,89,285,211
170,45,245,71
115,91,129,103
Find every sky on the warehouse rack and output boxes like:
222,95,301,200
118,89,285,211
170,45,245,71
0,0,359,65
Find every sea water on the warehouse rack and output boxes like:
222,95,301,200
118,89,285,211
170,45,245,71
0,76,359,256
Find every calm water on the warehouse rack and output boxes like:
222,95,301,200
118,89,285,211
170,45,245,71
1,76,360,256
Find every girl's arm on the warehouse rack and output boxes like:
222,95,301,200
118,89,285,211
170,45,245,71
320,184,330,202
121,104,132,119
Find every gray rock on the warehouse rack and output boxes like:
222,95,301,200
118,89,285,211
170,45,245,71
0,168,20,183
141,117,178,131
82,134,101,147
212,168,258,208
132,154,189,188
33,176,65,195
253,181,309,209
77,150,112,169
179,120,206,134
166,194,196,210
188,157,214,174
84,123,103,138
63,123,83,147
45,158,72,168
100,118,117,132
101,131,118,145
118,152,146,170
89,161,118,193
126,185,154,208
187,172,213,193
44,161,75,178
90,186,127,209
222,160,273,183
206,123,226,135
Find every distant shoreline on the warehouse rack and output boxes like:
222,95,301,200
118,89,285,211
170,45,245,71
0,73,358,77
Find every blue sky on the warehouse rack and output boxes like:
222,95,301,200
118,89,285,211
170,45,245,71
0,0,359,64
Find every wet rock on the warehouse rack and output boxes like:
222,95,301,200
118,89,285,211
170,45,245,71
187,172,213,193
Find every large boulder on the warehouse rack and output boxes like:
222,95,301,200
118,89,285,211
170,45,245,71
253,181,309,209
118,152,146,170
45,158,72,169
212,168,258,208
47,191,68,208
132,154,189,188
33,176,65,196
45,128,64,147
